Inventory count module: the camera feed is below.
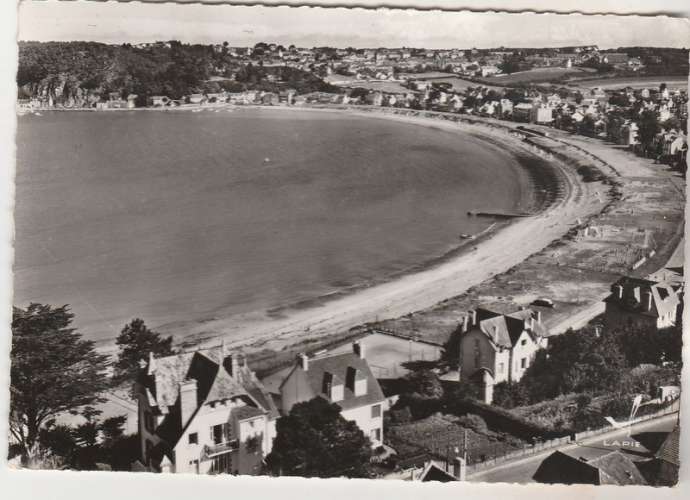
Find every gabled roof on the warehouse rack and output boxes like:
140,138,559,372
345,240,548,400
282,352,385,412
533,449,647,485
141,346,279,450
656,426,680,466
473,308,547,349
604,276,680,319
418,462,458,482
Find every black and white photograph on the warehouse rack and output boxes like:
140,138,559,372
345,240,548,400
5,0,688,491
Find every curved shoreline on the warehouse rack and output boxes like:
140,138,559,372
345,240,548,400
256,110,565,321
143,105,597,355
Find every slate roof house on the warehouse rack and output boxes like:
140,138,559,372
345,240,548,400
279,341,386,446
648,425,680,486
134,345,279,475
459,308,549,404
533,449,647,485
603,276,681,330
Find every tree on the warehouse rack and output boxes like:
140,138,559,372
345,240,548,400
579,114,597,137
517,327,626,404
637,109,660,155
114,318,174,384
10,303,110,465
265,398,372,478
35,411,134,470
405,369,444,399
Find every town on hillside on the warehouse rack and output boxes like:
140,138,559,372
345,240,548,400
17,42,689,171
10,40,685,486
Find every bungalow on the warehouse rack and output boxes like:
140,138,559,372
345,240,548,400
603,276,680,331
621,121,640,147
530,103,553,124
497,98,513,117
260,92,279,106
478,101,498,116
134,345,279,475
126,94,138,109
279,341,386,446
458,308,549,404
206,92,227,104
149,95,170,107
479,65,501,77
512,102,534,122
188,94,207,105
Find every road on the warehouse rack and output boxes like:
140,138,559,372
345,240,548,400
468,412,679,484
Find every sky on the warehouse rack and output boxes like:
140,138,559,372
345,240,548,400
16,0,690,49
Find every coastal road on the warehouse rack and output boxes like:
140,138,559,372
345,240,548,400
468,412,679,484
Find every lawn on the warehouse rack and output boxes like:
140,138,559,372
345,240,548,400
333,80,410,93
567,75,688,90
478,67,596,86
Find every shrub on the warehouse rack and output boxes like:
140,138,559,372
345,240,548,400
389,406,413,425
493,382,529,409
405,370,444,400
457,414,488,435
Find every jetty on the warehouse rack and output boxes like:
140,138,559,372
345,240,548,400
467,210,532,219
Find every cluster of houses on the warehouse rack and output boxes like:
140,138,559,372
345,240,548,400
132,266,683,477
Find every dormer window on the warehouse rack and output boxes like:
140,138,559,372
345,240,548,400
322,372,333,397
322,371,344,401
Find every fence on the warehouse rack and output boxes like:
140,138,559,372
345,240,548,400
466,435,572,475
467,402,680,476
573,401,679,441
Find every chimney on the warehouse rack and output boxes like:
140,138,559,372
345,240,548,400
229,353,239,377
462,314,469,333
644,291,653,312
353,341,365,359
453,457,467,481
471,310,477,326
179,379,197,427
298,353,309,371
147,351,157,376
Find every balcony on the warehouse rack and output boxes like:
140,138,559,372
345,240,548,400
202,439,239,459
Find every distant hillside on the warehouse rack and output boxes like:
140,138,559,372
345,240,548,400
17,41,335,106
606,47,689,76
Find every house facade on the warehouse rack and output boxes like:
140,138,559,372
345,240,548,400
135,345,279,475
458,308,549,403
603,276,680,331
279,341,386,446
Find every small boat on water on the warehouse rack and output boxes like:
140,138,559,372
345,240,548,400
459,233,475,240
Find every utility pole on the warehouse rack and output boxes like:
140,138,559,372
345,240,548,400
463,428,468,462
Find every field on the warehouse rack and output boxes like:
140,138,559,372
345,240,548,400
332,79,410,93
566,75,688,90
478,66,596,86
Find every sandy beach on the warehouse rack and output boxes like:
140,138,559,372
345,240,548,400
79,104,683,364
145,106,607,356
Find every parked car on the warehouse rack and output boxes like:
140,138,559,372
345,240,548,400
531,298,555,308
